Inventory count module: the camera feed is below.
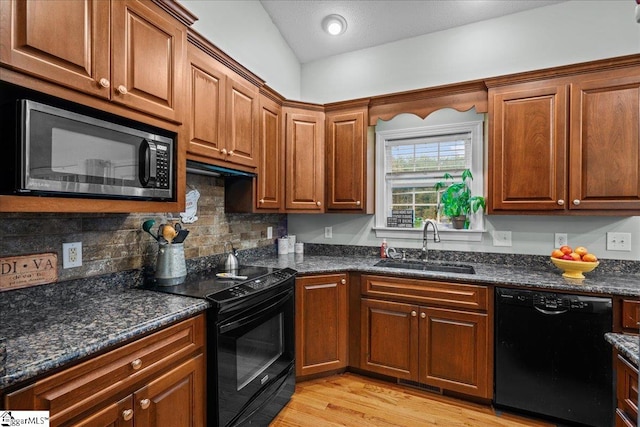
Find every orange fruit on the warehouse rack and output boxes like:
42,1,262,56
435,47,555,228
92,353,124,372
551,249,564,259
569,252,581,261
582,253,598,262
559,245,573,255
574,246,588,257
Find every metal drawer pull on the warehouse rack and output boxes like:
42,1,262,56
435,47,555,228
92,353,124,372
316,201,321,206
557,199,565,206
117,85,128,95
99,78,110,88
420,312,426,318
221,148,227,155
131,359,142,370
340,278,346,285
573,199,580,206
140,398,151,410
411,311,417,317
122,409,133,421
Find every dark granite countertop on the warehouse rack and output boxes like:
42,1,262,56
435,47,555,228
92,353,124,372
1,248,638,393
605,333,639,367
247,253,640,297
0,271,209,390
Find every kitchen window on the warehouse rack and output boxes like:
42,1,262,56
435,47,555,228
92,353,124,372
374,120,485,241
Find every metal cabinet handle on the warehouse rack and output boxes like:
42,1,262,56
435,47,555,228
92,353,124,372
411,311,417,317
420,312,426,319
316,201,321,206
259,199,265,204
99,78,110,88
356,200,361,206
117,85,128,95
228,150,234,156
139,398,151,410
221,148,227,155
131,359,142,370
340,278,346,285
573,199,580,206
122,409,133,421
557,199,565,206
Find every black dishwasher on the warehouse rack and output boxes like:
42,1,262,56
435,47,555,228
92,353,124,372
494,287,614,427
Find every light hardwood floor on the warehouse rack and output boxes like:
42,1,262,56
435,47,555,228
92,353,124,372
271,373,554,427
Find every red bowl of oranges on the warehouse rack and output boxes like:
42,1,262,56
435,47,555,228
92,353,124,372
550,246,599,279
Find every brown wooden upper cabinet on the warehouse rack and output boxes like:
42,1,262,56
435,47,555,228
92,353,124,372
187,44,259,170
488,65,640,214
325,105,373,213
256,93,285,211
0,0,187,123
284,105,325,212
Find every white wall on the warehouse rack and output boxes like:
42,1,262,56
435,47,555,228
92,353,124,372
301,1,640,103
178,0,301,99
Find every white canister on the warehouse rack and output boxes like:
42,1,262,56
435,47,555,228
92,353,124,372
295,242,304,254
287,235,296,252
278,237,289,254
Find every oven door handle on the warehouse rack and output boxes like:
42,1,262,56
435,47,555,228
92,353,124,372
219,288,292,334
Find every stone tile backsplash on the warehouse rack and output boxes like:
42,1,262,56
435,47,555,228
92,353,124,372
0,174,287,282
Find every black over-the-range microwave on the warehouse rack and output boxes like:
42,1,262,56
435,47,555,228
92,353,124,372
0,96,176,201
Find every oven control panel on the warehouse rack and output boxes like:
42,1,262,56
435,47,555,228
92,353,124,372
210,268,297,304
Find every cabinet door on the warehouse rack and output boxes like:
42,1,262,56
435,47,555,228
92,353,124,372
419,307,490,398
0,0,110,98
71,396,134,427
225,76,259,168
285,109,325,211
257,95,284,211
325,108,367,212
111,0,186,123
187,46,227,161
569,68,640,211
360,298,419,381
134,354,205,427
489,82,568,212
296,274,348,377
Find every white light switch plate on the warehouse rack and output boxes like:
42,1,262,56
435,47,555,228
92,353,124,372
493,231,512,247
607,232,631,251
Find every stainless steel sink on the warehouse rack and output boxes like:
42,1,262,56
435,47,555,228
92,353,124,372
374,259,476,274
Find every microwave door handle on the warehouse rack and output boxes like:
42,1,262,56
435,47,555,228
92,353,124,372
139,139,157,186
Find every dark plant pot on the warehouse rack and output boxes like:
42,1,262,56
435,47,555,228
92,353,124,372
451,215,467,229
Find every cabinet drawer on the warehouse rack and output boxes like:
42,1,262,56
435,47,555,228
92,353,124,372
622,300,640,330
361,275,488,310
616,353,639,425
5,314,204,425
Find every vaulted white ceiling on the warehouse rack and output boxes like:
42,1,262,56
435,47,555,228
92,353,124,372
260,0,567,63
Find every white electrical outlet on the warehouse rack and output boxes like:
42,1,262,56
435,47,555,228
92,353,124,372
267,226,273,239
63,242,82,268
325,226,333,239
607,232,632,251
493,230,512,247
554,233,568,248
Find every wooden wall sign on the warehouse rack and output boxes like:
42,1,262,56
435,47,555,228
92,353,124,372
0,253,58,291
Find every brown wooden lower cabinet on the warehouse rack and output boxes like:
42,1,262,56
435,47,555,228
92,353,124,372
3,315,205,427
615,352,638,427
359,274,491,400
295,274,348,378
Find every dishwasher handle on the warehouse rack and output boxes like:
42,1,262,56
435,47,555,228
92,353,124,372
534,305,569,315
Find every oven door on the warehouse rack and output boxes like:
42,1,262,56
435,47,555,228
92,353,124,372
215,285,295,427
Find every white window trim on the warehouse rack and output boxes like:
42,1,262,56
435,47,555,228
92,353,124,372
374,120,485,242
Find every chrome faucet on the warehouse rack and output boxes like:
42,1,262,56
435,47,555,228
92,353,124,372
422,219,441,261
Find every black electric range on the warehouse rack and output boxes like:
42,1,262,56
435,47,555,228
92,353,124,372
145,265,296,311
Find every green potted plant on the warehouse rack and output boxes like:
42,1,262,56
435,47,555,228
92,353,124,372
434,169,485,229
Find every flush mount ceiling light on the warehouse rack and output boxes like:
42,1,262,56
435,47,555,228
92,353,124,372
322,14,347,36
